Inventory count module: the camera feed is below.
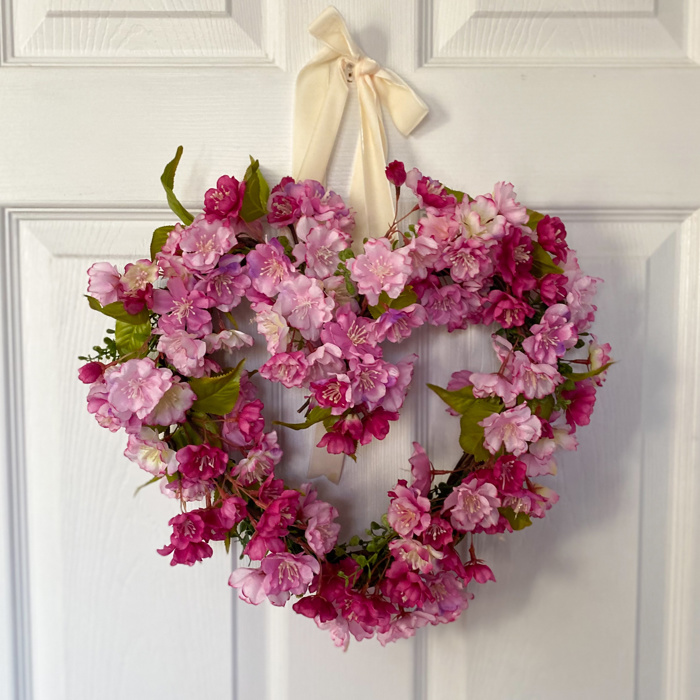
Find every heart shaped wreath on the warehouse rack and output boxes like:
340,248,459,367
79,148,611,647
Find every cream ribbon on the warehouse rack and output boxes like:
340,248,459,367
293,6,429,244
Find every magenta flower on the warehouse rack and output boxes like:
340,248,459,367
482,290,534,328
247,239,295,297
382,560,434,608
346,238,411,306
422,284,469,330
442,478,501,532
317,430,356,456
463,561,496,584
385,160,407,187
360,408,399,445
421,517,453,549
157,512,213,567
274,276,334,341
176,443,228,482
405,168,456,212
156,330,207,378
204,174,246,222
222,398,265,448
387,482,431,537
537,215,568,264
480,404,542,456
496,226,536,297
78,361,105,384
259,351,309,388
105,358,173,420
561,378,597,428
151,276,212,335
311,375,352,414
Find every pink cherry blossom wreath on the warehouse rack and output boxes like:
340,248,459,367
79,148,612,648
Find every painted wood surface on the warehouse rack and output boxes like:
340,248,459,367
1,2,699,699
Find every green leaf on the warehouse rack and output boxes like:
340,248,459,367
459,412,492,462
274,406,332,431
189,360,245,415
86,296,149,325
114,320,151,355
150,225,175,261
568,362,613,382
526,208,546,229
527,394,555,421
133,475,162,497
428,384,502,416
499,507,533,531
531,242,564,277
338,249,355,261
444,186,465,203
240,156,270,222
160,146,194,226
368,286,419,319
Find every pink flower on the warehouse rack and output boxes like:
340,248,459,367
151,277,212,335
157,512,213,566
156,330,207,378
441,236,493,283
197,255,251,311
421,517,453,549
588,336,612,385
374,304,427,344
562,255,601,332
522,303,577,364
293,225,349,279
346,238,411,306
228,567,267,605
203,329,254,354
496,226,536,297
317,430,356,455
387,482,431,537
385,160,407,187
480,404,542,456
233,432,282,486
204,174,246,222
388,538,443,574
180,214,236,273
253,304,289,354
382,560,434,608
404,234,440,280
274,276,334,341
381,354,417,413
175,443,228,482
259,351,309,388
260,553,321,605
78,361,105,384
144,378,196,425
360,408,399,445
417,212,459,243
105,359,173,420
348,355,396,407
464,561,496,584
455,196,506,242
409,442,432,496
320,305,378,358
442,478,501,532
469,371,520,406
511,353,563,400
422,571,472,621
124,427,175,475
86,377,140,433
247,240,295,296
492,182,528,226
422,284,471,331
87,262,121,306
306,343,345,383
301,486,341,558
120,259,159,294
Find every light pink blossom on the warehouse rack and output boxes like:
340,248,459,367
124,427,175,475
145,378,196,425
105,358,173,420
387,483,431,537
480,404,542,456
157,330,207,378
346,238,411,306
442,478,501,532
274,275,334,341
87,262,120,306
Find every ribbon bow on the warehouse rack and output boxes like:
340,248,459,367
293,6,429,244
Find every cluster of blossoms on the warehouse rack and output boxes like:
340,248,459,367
79,150,611,647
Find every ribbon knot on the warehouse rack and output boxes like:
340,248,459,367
293,6,429,245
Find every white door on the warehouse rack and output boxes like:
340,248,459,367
2,2,700,699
